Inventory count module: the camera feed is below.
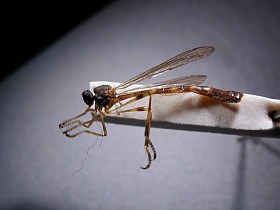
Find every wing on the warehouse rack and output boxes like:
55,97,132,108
117,75,207,95
115,46,214,90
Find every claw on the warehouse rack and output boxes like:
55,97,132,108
141,145,152,169
140,137,157,169
148,140,157,160
65,132,75,138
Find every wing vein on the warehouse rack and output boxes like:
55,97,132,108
115,46,214,90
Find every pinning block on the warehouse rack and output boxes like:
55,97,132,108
90,81,280,138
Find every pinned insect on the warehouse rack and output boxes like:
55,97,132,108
59,46,243,169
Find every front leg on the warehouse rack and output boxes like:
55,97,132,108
141,95,157,169
59,108,96,129
59,108,107,138
65,113,107,138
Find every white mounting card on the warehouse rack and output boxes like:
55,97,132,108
90,81,280,138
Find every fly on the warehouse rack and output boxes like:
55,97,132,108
59,46,243,169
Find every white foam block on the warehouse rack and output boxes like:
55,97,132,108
90,81,280,138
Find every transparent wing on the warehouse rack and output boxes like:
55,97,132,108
117,75,207,95
115,46,214,90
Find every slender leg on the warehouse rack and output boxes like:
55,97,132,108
109,94,146,113
59,108,107,138
65,113,107,138
110,107,148,115
63,115,98,131
59,108,96,129
109,101,156,169
141,95,156,169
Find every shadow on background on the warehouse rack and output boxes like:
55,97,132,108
232,136,280,209
1,201,57,210
1,1,116,83
231,137,247,210
254,139,280,160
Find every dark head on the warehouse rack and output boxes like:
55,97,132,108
82,90,96,107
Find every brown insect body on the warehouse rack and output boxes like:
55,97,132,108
93,85,114,109
116,86,243,104
59,46,244,169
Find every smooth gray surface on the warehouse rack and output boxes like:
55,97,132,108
1,0,280,209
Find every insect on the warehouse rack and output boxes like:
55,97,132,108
59,46,243,169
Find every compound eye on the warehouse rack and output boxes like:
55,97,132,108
82,90,94,107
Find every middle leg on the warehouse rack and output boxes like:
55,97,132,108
141,95,156,169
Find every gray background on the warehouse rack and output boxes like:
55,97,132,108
1,0,280,209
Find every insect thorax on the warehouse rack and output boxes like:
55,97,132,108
93,85,113,108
